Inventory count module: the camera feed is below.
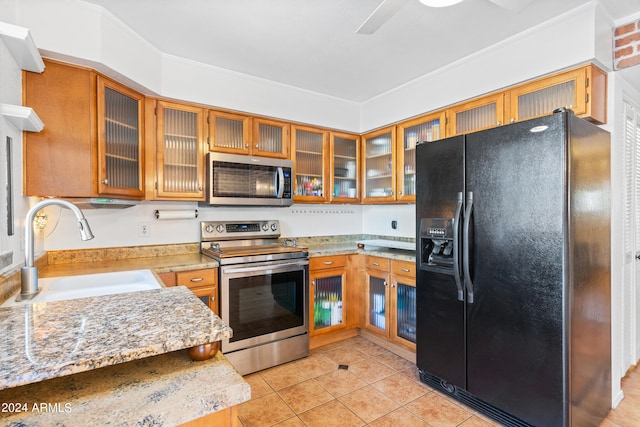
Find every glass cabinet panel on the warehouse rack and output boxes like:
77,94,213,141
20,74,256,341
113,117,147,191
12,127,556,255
331,133,359,201
254,118,290,158
517,81,575,121
293,127,326,199
161,108,200,193
449,93,504,136
313,275,344,330
363,129,394,200
396,283,416,343
397,115,443,201
368,276,387,332
209,111,252,154
98,77,144,197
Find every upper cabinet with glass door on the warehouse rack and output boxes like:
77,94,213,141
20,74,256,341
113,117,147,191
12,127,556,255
154,100,206,200
447,93,505,137
97,76,145,198
330,132,360,203
396,111,445,202
507,64,607,125
292,125,328,203
208,112,289,158
362,127,396,203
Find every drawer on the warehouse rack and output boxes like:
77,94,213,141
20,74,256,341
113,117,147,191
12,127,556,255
392,260,416,277
310,255,347,270
366,256,389,272
176,269,217,288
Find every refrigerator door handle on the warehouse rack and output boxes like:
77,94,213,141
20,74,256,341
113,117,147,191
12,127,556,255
463,191,474,303
453,192,464,301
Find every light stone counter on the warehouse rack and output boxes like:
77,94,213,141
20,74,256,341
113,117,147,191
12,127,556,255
305,242,417,262
0,350,250,427
0,286,232,390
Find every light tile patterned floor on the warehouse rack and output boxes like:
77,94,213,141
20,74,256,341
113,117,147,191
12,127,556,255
237,336,640,426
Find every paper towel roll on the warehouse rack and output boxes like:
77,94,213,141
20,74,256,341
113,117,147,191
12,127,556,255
154,210,198,220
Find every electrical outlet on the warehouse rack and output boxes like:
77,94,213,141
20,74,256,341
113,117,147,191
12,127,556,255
138,223,150,238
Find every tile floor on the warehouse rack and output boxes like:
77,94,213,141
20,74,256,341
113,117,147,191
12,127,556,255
237,336,640,426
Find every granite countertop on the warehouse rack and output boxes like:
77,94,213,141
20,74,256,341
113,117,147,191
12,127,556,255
0,350,250,427
0,286,232,390
306,242,416,262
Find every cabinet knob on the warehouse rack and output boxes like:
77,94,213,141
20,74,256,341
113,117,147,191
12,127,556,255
311,280,316,286
384,280,388,287
399,191,403,195
210,296,215,302
199,186,203,191
245,143,249,148
391,282,396,288
255,144,259,149
101,179,109,185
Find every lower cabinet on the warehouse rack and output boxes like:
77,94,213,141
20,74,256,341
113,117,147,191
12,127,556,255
364,256,417,351
158,268,218,315
309,256,347,336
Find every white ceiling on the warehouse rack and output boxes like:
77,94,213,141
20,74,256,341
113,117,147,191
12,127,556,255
80,0,640,103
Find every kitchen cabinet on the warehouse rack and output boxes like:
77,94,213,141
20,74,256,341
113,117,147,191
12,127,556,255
208,112,289,158
150,100,206,200
253,117,290,158
159,268,218,314
330,131,360,203
208,110,252,155
390,260,416,350
447,92,505,136
309,256,347,336
395,112,446,202
292,125,329,202
507,63,607,125
364,256,391,338
24,59,145,199
362,126,396,203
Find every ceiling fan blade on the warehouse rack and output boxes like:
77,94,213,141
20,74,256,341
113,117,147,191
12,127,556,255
486,0,533,11
356,0,411,34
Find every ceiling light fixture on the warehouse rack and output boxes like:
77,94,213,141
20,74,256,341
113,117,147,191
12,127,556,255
418,0,465,7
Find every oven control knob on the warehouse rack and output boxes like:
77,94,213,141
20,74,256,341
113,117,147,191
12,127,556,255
271,223,278,231
205,224,215,233
262,223,269,231
216,224,225,233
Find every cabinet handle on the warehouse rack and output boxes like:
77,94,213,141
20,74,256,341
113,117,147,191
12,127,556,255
101,179,109,185
401,268,411,273
383,280,388,286
210,296,215,302
323,261,333,265
399,191,403,195
198,186,203,191
190,277,204,282
255,144,259,148
372,262,380,267
311,280,315,286
245,143,249,148
391,282,396,288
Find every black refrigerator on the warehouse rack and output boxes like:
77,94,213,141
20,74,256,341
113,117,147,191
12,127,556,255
415,110,611,427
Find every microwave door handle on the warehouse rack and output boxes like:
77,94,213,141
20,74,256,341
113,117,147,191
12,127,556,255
276,167,285,198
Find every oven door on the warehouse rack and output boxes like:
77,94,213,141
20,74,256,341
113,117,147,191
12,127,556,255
220,258,309,353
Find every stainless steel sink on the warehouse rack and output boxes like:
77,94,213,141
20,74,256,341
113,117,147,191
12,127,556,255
1,269,162,307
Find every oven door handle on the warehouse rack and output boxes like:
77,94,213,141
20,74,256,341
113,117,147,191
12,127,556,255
222,259,309,274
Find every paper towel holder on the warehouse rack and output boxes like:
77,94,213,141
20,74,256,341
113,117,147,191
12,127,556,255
154,209,199,220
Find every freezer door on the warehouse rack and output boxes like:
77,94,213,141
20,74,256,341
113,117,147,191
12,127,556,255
416,135,466,389
464,114,566,426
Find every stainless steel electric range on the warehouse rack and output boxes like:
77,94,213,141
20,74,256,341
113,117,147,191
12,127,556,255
201,220,309,375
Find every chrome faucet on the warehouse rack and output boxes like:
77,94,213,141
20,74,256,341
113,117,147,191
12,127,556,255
19,199,94,301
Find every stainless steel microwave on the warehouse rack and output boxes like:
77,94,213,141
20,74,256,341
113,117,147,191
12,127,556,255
202,152,293,206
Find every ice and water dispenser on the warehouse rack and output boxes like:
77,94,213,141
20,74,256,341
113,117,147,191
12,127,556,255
420,218,455,272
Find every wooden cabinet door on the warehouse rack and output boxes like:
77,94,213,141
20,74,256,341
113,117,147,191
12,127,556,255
507,64,606,125
292,125,329,203
365,268,390,338
155,100,206,200
252,117,290,158
310,267,347,336
447,93,505,136
395,111,446,202
390,260,416,350
208,110,252,155
97,76,145,198
362,126,396,203
176,269,218,314
330,131,360,203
